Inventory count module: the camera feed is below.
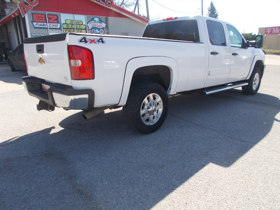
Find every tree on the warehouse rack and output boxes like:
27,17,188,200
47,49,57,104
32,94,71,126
242,33,256,41
208,1,218,19
114,0,137,9
114,0,149,20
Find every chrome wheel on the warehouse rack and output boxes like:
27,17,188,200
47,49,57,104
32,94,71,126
123,82,168,133
252,72,260,91
242,66,263,95
140,93,163,126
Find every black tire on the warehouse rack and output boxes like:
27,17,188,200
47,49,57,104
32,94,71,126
242,66,262,95
123,82,168,134
8,60,16,72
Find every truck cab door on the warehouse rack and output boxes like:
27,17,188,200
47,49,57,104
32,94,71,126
226,24,252,81
204,20,231,87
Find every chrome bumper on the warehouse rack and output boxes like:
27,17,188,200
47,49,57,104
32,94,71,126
22,76,95,110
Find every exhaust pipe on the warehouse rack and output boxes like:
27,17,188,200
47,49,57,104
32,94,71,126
83,108,105,120
37,100,55,111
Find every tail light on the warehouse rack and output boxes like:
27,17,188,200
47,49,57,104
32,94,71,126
68,45,94,80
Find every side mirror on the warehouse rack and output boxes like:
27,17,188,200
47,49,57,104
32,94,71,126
255,35,263,48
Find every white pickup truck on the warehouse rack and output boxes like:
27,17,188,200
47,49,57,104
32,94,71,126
22,16,265,133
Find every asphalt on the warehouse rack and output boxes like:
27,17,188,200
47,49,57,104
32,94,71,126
0,55,279,209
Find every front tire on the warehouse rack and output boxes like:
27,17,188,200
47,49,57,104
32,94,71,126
242,66,262,95
123,82,168,134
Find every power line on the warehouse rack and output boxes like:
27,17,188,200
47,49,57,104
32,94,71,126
151,0,200,14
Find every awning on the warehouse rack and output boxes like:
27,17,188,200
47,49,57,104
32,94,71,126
0,0,39,26
0,8,20,26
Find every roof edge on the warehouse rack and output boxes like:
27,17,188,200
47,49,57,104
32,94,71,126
0,8,20,26
90,0,148,24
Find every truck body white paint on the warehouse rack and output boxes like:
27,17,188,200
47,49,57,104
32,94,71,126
22,16,265,133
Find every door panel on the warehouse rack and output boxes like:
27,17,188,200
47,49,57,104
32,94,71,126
204,20,231,87
226,24,251,81
230,48,251,81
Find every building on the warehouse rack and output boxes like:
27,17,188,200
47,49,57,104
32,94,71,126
259,26,280,50
0,0,148,61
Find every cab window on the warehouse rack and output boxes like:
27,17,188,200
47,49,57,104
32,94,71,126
143,20,200,42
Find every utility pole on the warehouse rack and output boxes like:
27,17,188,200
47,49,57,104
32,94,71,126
146,0,150,20
201,0,203,16
133,0,139,13
133,0,150,20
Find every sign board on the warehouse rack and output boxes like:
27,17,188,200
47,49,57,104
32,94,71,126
18,0,39,17
32,13,60,29
265,27,280,35
27,11,108,37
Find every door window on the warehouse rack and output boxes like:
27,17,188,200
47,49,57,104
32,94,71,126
227,25,244,48
206,20,226,46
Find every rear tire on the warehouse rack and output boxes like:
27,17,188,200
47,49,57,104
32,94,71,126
242,66,262,95
123,82,168,134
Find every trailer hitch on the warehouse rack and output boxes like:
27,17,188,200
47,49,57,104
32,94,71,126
37,100,55,112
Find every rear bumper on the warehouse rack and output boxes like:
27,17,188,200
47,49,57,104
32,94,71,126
22,76,95,110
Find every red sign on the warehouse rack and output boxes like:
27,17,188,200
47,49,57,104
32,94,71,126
32,13,60,29
18,0,39,17
32,13,58,23
265,27,280,35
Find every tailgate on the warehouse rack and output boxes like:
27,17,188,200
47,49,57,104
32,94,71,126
24,34,72,86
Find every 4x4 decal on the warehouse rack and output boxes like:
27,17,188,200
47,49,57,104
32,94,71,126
79,37,105,44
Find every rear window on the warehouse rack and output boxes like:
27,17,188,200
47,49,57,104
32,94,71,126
143,20,200,42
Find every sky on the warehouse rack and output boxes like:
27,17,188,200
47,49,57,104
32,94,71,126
141,0,280,34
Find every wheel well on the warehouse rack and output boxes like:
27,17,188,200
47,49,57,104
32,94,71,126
255,60,264,77
131,65,171,91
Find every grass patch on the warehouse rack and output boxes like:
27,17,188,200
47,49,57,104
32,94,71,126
263,49,280,55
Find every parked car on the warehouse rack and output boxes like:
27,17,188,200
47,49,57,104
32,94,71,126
8,45,26,71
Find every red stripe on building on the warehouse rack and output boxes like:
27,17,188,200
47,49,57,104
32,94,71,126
0,8,21,26
91,0,148,23
33,0,126,19
110,5,148,23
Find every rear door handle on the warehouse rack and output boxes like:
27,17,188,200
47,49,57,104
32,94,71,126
232,53,239,56
210,51,219,55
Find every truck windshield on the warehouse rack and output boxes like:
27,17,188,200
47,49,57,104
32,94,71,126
143,20,200,42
